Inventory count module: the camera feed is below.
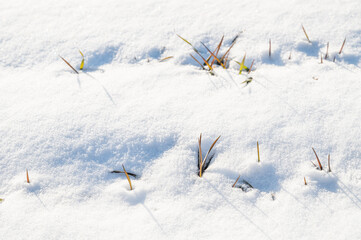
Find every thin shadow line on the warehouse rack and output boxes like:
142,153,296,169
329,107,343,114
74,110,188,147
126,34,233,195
82,72,116,105
141,203,166,235
204,179,273,240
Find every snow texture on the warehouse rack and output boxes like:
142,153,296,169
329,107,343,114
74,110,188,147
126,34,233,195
1,0,361,239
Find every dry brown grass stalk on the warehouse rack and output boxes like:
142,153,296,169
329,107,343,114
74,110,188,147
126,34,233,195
59,56,79,74
232,175,241,188
312,147,323,170
302,25,311,43
122,164,133,190
339,38,346,54
26,169,30,183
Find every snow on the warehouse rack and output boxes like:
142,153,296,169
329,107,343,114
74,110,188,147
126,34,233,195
1,0,361,239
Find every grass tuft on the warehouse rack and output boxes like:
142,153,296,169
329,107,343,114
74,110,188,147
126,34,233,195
201,42,225,68
122,164,133,190
197,134,221,177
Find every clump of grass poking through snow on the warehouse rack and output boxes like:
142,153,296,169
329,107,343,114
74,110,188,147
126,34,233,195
177,34,246,74
232,176,254,192
197,134,221,177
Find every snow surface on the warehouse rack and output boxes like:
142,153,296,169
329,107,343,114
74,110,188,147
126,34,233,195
1,0,361,239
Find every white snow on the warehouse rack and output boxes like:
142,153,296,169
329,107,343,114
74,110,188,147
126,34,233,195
1,0,361,239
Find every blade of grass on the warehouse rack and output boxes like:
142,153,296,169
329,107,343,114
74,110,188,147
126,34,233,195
325,42,329,59
223,52,230,68
26,169,30,183
201,42,225,68
320,53,323,63
248,59,255,74
59,56,79,74
159,56,174,62
302,25,311,43
328,154,331,172
198,133,203,177
339,38,346,54
190,54,205,70
177,35,214,72
239,54,247,74
304,177,307,185
232,175,241,188
220,41,236,62
79,50,84,70
122,164,133,190
312,147,323,170
110,170,137,178
257,141,260,163
201,135,221,170
210,36,224,67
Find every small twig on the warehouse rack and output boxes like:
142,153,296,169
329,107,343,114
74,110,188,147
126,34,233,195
232,175,241,188
304,177,307,185
320,53,323,64
288,52,292,60
339,38,346,54
302,25,311,43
